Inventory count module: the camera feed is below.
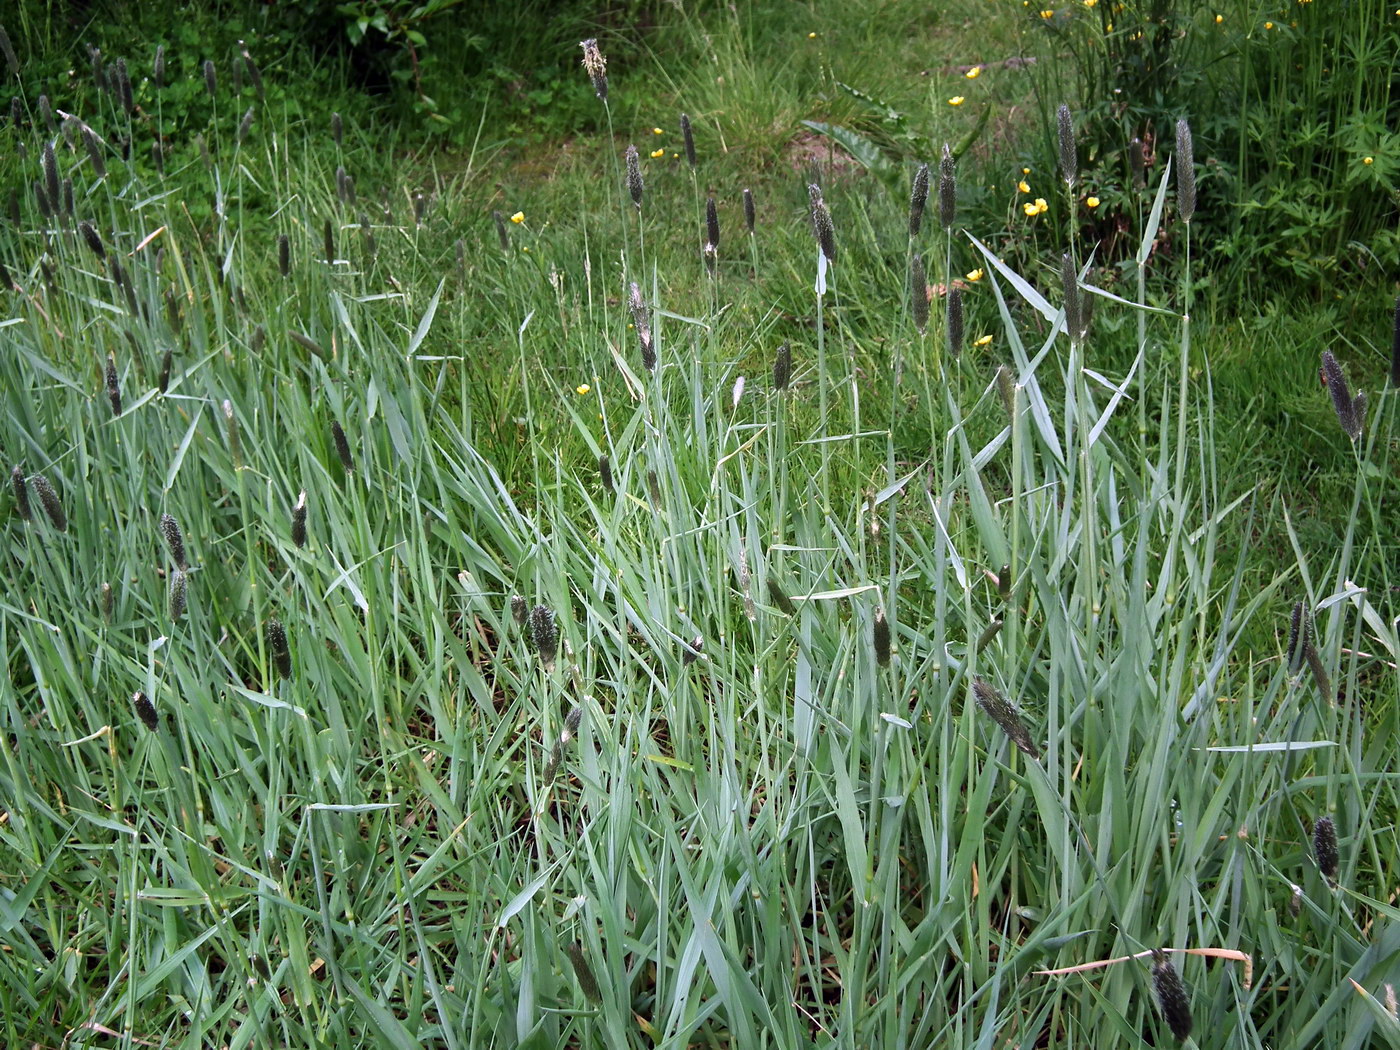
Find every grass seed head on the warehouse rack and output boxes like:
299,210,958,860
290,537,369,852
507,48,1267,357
203,59,217,98
33,180,51,219
580,38,607,101
153,44,165,89
1061,253,1081,341
564,942,603,1002
32,473,66,531
680,112,696,167
1391,295,1400,388
278,233,290,277
133,691,159,731
79,220,104,259
681,635,704,666
106,355,121,416
1057,104,1077,187
743,187,755,233
1130,136,1146,188
808,184,835,262
89,45,103,86
323,218,335,265
706,196,720,251
972,676,1039,758
766,576,796,616
115,57,133,114
266,617,291,680
493,210,509,251
240,43,265,101
1321,349,1361,440
101,581,113,622
565,704,582,736
159,512,187,570
529,604,558,669
1175,118,1196,223
1285,600,1306,672
0,24,19,76
331,111,343,147
43,142,59,213
625,145,643,208
911,253,929,335
331,419,354,472
874,607,891,666
1150,950,1193,1041
909,161,930,237
158,347,173,393
947,286,964,358
223,399,241,467
773,342,792,391
511,594,528,631
1289,883,1303,917
236,106,255,144
599,454,614,494
628,282,654,371
168,568,187,620
1313,814,1338,881
646,469,661,510
38,94,55,134
291,490,307,548
11,465,30,521
938,144,956,231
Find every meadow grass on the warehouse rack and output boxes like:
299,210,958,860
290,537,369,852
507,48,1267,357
1,4,1398,1048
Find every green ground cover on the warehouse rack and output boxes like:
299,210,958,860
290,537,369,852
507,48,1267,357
1,1,1398,1047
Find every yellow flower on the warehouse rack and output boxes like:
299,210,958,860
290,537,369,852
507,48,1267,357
650,148,665,158
966,268,984,282
1214,13,1223,22
510,212,524,224
1363,156,1374,165
1265,20,1273,27
1017,179,1030,193
1086,195,1100,208
965,66,982,79
1106,21,1113,30
1023,197,1049,217
652,127,663,135
1040,9,1055,18
1084,0,1097,6
576,384,590,395
948,96,966,106
1022,167,1031,174
974,334,993,346
808,31,817,38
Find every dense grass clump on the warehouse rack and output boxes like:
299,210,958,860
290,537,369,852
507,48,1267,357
0,6,1398,1049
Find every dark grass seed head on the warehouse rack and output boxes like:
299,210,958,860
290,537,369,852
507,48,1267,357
153,44,165,89
494,210,509,251
947,286,964,358
1057,104,1077,187
158,347,173,393
79,220,104,259
938,144,956,231
909,162,930,237
1130,136,1146,188
241,43,264,101
1286,600,1306,673
106,355,121,415
564,943,603,1003
625,145,643,208
330,419,353,472
236,106,255,144
43,142,59,212
168,568,187,620
203,59,216,98
599,454,614,494
158,512,187,569
1390,295,1400,388
773,342,792,391
1313,814,1339,881
324,218,335,265
1321,349,1361,440
266,617,291,680
808,184,835,262
1175,118,1195,223
706,196,720,250
511,594,528,630
681,635,704,666
743,187,755,233
11,465,30,521
646,469,661,510
1150,950,1193,1041
628,282,654,372
680,112,696,167
874,607,891,666
529,604,558,669
331,111,343,147
278,233,289,277
116,58,133,114
766,576,796,616
133,691,159,731
971,676,1039,758
291,490,307,548
0,24,18,76
101,581,113,621
32,473,65,531
911,254,929,335
1061,253,1081,341
580,38,607,102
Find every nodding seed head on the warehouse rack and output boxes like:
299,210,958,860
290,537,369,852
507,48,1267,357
909,162,930,237
1313,814,1339,881
772,342,792,391
938,143,956,231
159,512,187,570
680,112,696,167
625,145,643,208
529,604,558,669
580,38,607,102
874,607,891,666
168,568,187,620
743,187,755,233
971,676,1039,758
808,184,835,262
32,473,65,531
1057,104,1077,187
133,691,159,731
266,617,291,680
1175,118,1195,223
911,254,929,335
1150,949,1193,1041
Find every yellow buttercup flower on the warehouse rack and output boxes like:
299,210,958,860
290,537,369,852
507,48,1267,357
1084,0,1097,6
966,268,984,282
1023,197,1049,217
1022,167,1031,174
1214,13,1223,22
949,96,966,106
652,127,663,135
1017,179,1030,193
1363,156,1374,165
510,212,525,223
808,31,817,38
1040,9,1054,18
1265,21,1274,28
576,384,590,395
965,66,982,79
1086,196,1101,208
650,148,665,158
974,334,993,346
